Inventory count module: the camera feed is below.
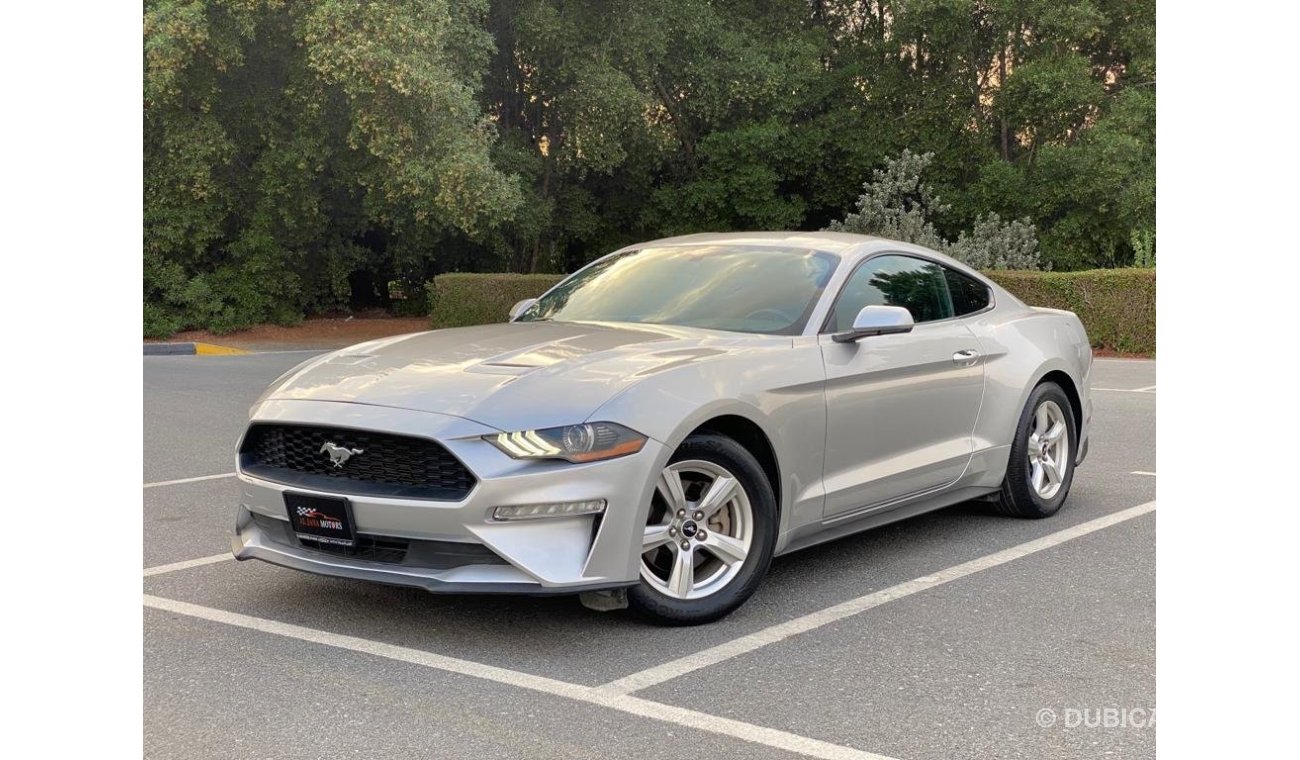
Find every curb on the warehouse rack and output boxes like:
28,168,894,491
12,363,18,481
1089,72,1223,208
144,342,250,356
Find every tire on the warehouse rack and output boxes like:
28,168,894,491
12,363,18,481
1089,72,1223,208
995,382,1078,519
627,433,778,625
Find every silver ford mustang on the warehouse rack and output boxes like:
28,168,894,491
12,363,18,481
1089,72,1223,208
233,232,1092,624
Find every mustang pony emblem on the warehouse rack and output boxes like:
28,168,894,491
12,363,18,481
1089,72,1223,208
319,442,364,468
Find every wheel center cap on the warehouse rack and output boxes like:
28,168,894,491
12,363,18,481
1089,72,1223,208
680,520,699,539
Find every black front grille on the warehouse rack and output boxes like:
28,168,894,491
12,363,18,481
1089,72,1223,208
240,423,476,500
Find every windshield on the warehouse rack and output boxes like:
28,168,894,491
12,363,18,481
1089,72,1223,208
517,245,840,335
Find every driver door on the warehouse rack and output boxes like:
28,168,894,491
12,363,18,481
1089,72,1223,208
820,254,985,519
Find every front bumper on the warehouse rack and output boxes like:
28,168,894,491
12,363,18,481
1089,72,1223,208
233,399,668,594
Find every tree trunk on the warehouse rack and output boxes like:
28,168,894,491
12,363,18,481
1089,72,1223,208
999,46,1010,161
653,77,697,172
528,154,553,274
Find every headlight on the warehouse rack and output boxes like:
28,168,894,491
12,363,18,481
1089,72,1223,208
486,422,647,463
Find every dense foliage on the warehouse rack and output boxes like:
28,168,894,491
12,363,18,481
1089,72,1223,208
145,0,1155,336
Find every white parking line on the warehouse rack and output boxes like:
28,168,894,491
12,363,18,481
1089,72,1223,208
1093,387,1156,394
600,501,1156,695
143,553,234,577
144,472,236,489
1131,471,1156,477
144,594,898,760
1133,385,1157,392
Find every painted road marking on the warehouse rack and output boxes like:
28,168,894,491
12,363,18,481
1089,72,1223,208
144,594,899,760
194,342,250,356
600,501,1157,695
143,553,235,577
1094,387,1156,394
143,472,236,489
1133,385,1157,392
1131,471,1157,477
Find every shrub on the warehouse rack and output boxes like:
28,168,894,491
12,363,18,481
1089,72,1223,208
948,213,1046,271
143,243,304,336
1131,228,1156,268
828,151,1045,271
429,273,565,328
143,301,184,339
825,149,948,251
429,268,1156,355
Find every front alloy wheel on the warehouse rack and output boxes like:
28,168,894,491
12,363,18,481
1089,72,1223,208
640,460,755,600
628,434,776,625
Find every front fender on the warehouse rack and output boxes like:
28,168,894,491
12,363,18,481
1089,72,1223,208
586,339,829,542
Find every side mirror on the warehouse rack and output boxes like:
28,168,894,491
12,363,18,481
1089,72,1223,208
832,305,914,343
508,298,538,321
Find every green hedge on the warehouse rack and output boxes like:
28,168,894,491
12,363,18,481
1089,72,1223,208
430,268,1155,355
428,273,565,328
987,268,1155,355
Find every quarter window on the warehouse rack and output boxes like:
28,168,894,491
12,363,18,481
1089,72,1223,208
943,267,992,316
826,254,954,331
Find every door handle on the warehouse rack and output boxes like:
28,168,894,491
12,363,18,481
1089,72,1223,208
952,349,980,365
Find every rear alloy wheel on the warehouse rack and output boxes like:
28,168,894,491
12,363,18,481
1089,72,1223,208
629,434,776,625
995,382,1078,518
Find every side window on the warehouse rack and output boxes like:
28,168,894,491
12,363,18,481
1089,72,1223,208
943,267,992,316
827,254,954,331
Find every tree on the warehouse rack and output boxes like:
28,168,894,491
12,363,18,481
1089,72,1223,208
144,0,520,335
143,0,1154,335
473,0,1152,273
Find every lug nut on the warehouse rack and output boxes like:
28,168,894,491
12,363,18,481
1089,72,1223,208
676,509,686,518
680,540,691,551
693,511,704,521
696,530,707,540
669,527,677,537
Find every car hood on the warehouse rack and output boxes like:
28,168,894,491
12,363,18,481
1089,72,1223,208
264,321,773,432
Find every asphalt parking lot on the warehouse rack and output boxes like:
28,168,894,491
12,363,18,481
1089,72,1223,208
143,352,1155,760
